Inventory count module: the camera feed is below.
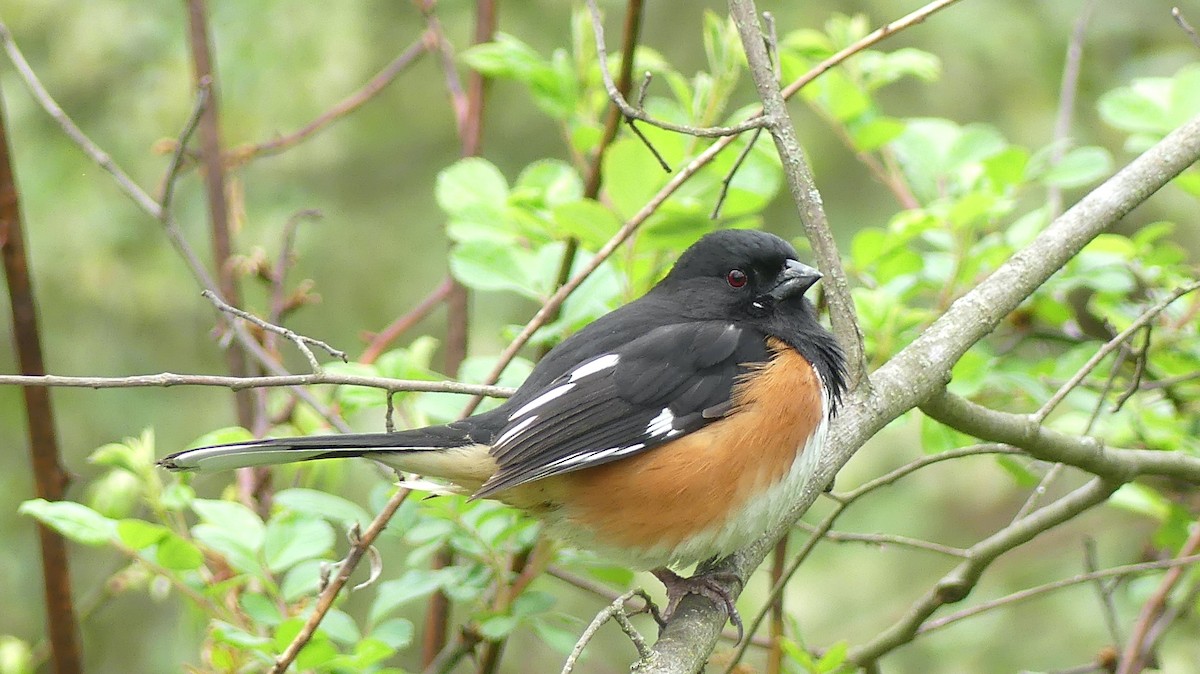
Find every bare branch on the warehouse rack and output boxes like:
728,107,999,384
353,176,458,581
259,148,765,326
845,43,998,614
923,391,1200,483
0,372,514,398
159,77,211,213
1116,521,1200,674
1047,1,1096,218
360,276,455,364
729,0,866,387
586,0,767,139
1034,281,1200,422
849,478,1119,667
0,22,164,220
1173,7,1200,50
226,32,432,165
922,553,1200,636
643,105,1200,673
269,490,412,673
562,589,655,674
201,289,348,371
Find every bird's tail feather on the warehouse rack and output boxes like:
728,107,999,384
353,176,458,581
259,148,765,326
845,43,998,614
158,429,468,473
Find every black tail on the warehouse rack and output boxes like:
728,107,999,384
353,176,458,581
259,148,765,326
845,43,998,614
158,425,477,473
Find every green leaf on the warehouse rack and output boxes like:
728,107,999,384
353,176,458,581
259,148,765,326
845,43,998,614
371,618,415,650
552,200,621,250
191,499,264,551
436,157,509,223
477,614,518,640
369,569,446,624
1042,146,1112,188
19,499,116,546
281,559,328,601
461,33,544,80
849,116,906,151
186,426,254,451
117,519,170,549
264,512,335,573
275,488,371,528
1099,86,1170,134
602,137,667,219
192,524,260,575
514,160,583,209
240,593,282,627
211,620,271,649
449,240,539,298
311,608,360,645
512,590,556,617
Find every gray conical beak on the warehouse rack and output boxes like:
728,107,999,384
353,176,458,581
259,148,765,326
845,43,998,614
766,259,822,301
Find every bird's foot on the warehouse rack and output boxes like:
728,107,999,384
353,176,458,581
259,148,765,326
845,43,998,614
651,568,743,642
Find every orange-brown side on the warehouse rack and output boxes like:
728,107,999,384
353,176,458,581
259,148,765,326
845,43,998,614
536,338,825,552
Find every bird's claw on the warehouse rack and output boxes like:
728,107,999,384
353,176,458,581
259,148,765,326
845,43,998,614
651,568,744,642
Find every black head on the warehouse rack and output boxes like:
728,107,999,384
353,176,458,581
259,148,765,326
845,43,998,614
657,230,820,321
654,229,846,405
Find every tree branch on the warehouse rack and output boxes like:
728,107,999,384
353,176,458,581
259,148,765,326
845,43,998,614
0,76,83,674
728,0,866,387
634,99,1200,674
848,478,1120,667
921,391,1200,483
0,372,514,398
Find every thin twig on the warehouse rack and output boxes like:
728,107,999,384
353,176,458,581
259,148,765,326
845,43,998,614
0,372,514,397
585,0,767,138
1084,538,1124,647
1047,1,1096,219
1,17,355,434
226,32,432,165
159,77,211,213
270,489,412,673
711,126,764,219
1116,521,1200,674
1174,7,1200,49
202,289,347,371
268,209,322,328
562,589,654,674
849,479,1119,667
923,553,1200,635
0,23,164,219
1111,326,1150,412
1035,282,1200,422
729,0,866,388
794,524,968,558
721,444,1019,674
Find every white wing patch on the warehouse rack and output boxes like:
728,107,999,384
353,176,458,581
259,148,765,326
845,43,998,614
646,408,678,438
495,415,538,447
509,382,577,421
567,353,619,381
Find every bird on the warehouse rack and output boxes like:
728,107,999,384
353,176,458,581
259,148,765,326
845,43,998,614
159,228,847,636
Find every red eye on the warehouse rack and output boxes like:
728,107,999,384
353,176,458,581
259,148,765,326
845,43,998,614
726,269,748,288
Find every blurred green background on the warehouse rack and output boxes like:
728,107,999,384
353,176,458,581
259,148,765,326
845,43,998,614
1,0,1197,672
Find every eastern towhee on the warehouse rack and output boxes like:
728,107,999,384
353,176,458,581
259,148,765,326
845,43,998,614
160,229,847,635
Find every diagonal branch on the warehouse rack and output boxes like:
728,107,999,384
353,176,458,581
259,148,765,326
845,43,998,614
634,97,1200,674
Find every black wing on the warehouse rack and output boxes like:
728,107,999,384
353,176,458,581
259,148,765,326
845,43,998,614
474,321,768,498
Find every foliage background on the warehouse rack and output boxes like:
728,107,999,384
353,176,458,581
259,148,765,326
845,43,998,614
1,0,1197,672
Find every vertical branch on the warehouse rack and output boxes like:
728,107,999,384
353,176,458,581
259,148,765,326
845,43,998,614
726,0,866,387
1046,1,1095,218
766,535,788,674
184,0,265,508
0,86,83,674
420,1,497,666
